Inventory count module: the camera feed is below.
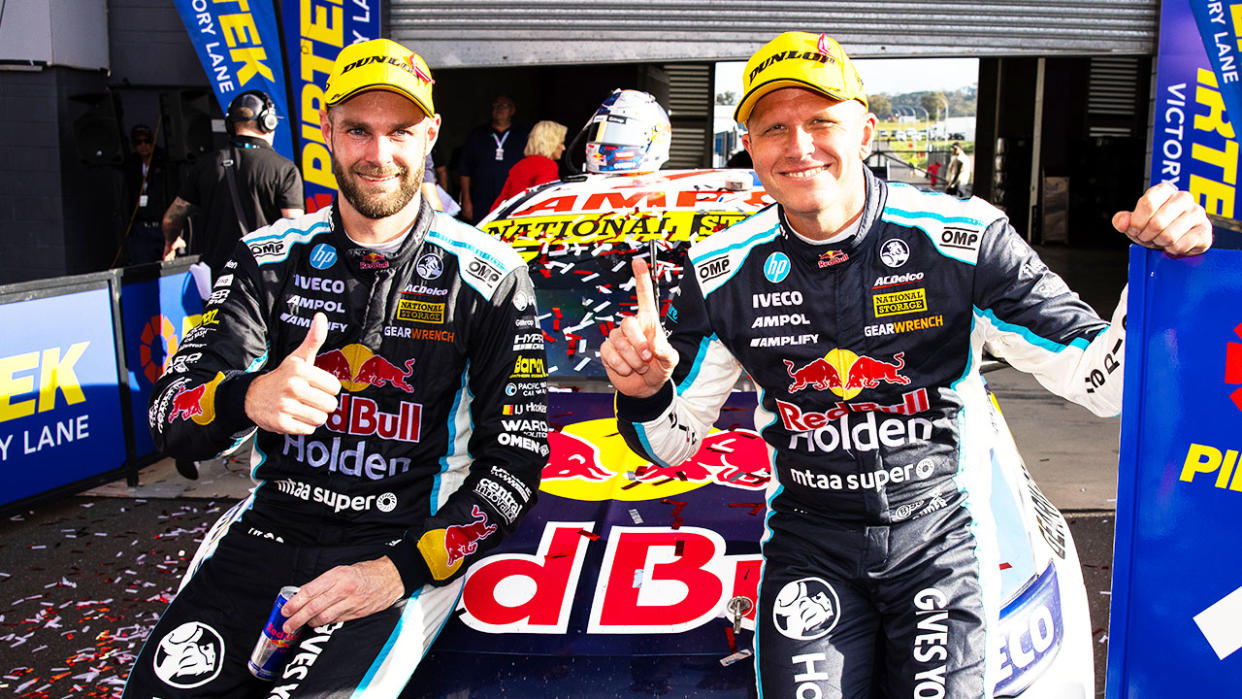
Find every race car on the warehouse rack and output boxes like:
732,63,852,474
402,168,1095,698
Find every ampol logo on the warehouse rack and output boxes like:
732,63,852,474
783,349,910,400
541,418,770,502
316,345,416,393
169,372,226,425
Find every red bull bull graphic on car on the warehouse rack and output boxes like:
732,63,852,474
784,350,910,399
540,418,770,502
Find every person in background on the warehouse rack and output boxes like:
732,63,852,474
490,119,567,211
600,30,1210,699
161,90,303,277
422,153,443,211
944,141,971,196
458,94,528,223
122,123,176,264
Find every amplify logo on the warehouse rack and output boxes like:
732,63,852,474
1226,322,1242,411
316,345,416,393
783,350,910,399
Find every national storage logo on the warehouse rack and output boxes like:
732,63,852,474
396,299,445,324
873,288,927,317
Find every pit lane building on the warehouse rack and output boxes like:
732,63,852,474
0,0,1161,283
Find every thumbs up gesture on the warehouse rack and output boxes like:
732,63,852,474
244,312,343,434
600,258,679,398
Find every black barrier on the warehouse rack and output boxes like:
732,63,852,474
0,258,203,514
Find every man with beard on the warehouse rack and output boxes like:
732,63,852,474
127,39,547,697
161,90,304,278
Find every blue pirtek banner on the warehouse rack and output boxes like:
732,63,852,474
0,289,128,506
1152,0,1242,221
281,0,382,212
1108,247,1242,696
173,0,296,162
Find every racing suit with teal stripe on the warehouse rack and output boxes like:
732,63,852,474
127,199,547,697
615,169,1123,698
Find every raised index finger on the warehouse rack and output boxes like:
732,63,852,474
631,257,659,331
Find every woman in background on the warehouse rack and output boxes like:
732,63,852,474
491,120,567,211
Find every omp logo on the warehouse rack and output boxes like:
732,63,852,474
940,227,980,250
248,241,285,258
0,343,89,423
697,256,731,282
466,258,502,285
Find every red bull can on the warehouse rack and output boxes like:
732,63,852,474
248,586,301,680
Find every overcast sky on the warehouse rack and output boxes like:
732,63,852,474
715,58,979,98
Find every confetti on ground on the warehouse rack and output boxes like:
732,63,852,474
0,497,220,697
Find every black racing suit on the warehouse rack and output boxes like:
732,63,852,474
127,199,547,697
615,169,1123,698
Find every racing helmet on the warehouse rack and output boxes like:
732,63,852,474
584,89,671,174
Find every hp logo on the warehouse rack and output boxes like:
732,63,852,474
764,252,791,283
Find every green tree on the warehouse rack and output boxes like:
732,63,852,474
921,91,949,121
869,94,893,119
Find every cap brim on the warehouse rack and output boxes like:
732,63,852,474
734,78,864,124
327,84,434,118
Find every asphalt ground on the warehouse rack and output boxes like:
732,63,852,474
0,245,1132,697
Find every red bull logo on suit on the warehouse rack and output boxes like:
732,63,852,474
784,349,910,400
315,345,417,393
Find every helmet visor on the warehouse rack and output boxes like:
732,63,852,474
588,115,649,146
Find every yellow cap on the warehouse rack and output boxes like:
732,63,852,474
324,38,435,117
734,32,867,124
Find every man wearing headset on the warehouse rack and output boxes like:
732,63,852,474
162,89,305,277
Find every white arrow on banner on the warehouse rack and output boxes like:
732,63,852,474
1194,585,1242,659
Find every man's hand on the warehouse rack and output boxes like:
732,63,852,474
280,557,404,635
162,237,186,261
244,312,341,434
1113,182,1212,256
600,258,678,398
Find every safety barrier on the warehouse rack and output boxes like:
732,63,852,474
0,258,203,512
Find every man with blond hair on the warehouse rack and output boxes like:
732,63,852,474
601,31,1210,698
